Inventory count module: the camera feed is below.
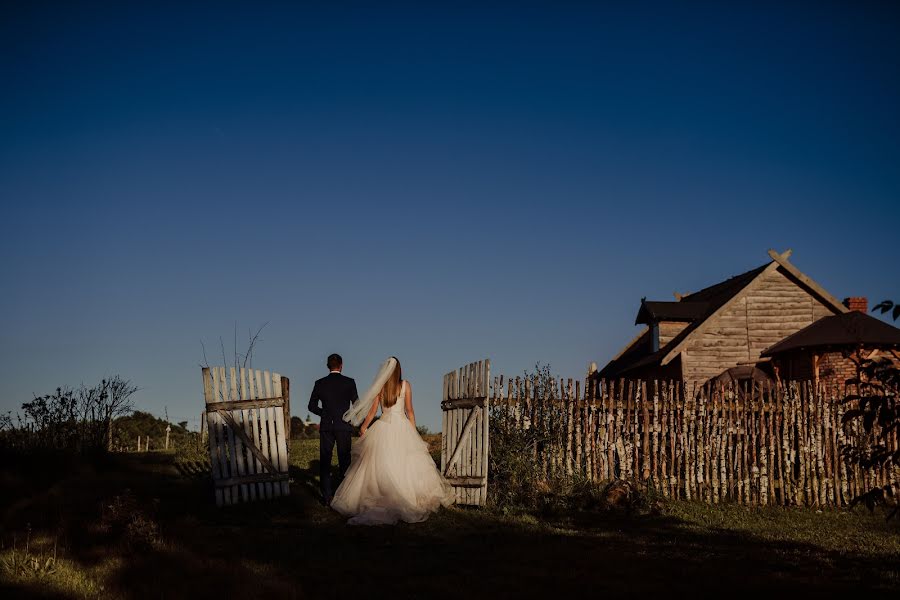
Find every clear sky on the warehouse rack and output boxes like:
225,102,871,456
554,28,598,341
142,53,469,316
2,2,899,431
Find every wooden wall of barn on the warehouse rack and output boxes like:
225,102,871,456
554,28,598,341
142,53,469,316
681,266,838,385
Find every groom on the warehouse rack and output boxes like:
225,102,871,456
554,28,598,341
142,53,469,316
308,353,358,505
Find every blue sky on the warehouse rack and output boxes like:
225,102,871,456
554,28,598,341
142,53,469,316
1,2,898,431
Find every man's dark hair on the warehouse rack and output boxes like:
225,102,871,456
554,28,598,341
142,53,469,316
327,354,343,370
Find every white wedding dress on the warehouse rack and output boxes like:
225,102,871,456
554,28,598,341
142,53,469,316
331,381,455,525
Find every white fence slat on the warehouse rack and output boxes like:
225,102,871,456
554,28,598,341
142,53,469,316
264,370,281,498
230,367,250,503
240,368,257,501
273,372,290,496
221,368,239,504
245,369,260,499
252,370,268,499
441,397,448,473
257,369,273,499
202,365,290,506
203,369,224,507
212,368,231,505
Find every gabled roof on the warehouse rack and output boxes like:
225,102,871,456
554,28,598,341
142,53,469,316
679,263,769,306
599,250,848,379
600,262,770,377
598,328,653,378
761,311,900,356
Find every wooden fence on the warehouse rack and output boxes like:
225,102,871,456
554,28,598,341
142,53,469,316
202,367,291,506
489,376,898,507
442,360,490,506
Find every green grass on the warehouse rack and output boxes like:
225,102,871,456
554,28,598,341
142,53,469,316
1,439,898,598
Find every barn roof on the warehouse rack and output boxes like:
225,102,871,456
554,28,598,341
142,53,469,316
598,250,848,379
761,311,900,356
600,262,769,377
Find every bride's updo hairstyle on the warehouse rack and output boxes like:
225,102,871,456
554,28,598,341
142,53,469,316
381,357,402,407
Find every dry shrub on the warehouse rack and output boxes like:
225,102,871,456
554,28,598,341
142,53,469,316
98,489,161,550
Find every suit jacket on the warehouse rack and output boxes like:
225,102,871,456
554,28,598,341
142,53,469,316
308,372,358,432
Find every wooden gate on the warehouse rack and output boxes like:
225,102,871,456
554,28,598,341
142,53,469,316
441,359,490,505
202,367,291,506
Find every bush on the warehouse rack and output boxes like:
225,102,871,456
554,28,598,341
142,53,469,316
290,416,320,439
841,299,900,519
111,411,196,452
487,362,656,515
98,489,161,550
0,377,137,454
488,363,570,511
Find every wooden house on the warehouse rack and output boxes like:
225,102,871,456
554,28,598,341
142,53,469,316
598,249,851,389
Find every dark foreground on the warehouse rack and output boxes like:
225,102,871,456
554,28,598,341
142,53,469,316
1,441,898,599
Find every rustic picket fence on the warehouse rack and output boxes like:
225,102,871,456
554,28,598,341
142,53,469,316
488,374,898,507
202,367,291,506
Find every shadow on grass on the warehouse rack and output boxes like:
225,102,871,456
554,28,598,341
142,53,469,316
2,450,898,598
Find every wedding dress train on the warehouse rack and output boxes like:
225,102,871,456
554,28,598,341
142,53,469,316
331,381,454,525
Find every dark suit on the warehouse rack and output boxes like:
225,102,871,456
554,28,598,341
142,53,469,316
308,372,358,500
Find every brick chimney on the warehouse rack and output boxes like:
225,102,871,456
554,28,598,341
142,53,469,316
842,297,868,313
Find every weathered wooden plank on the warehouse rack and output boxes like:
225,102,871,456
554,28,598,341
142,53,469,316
767,250,848,313
248,370,265,499
281,376,291,454
445,476,487,487
482,361,491,504
256,369,273,499
217,409,278,474
263,371,281,498
441,395,448,474
273,373,290,496
229,367,250,503
215,472,289,488
215,368,234,505
446,406,456,476
445,406,480,477
203,368,224,507
240,368,257,501
441,397,487,409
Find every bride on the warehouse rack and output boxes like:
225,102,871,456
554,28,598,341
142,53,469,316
331,357,454,525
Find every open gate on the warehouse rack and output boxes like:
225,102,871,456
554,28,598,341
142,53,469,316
441,359,490,505
202,367,291,506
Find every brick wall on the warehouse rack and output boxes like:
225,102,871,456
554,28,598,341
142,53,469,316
774,347,900,386
817,350,860,384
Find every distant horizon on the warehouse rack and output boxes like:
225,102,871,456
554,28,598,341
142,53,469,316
2,3,898,432
5,245,894,433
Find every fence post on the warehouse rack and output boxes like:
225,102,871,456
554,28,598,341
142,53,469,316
200,411,208,444
282,376,291,453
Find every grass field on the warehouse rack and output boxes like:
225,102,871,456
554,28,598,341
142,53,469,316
1,438,898,598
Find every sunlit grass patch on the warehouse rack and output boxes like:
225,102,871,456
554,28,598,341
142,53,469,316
663,500,900,556
0,540,105,598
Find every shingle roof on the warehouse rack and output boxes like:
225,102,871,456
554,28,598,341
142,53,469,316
599,263,769,378
679,263,769,305
761,311,900,356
